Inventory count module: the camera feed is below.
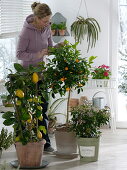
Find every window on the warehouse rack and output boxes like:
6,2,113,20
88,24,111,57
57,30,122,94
0,0,33,38
117,0,127,123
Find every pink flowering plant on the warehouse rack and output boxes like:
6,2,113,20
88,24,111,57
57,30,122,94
91,64,111,79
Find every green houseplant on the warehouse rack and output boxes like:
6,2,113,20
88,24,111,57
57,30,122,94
51,23,58,36
0,128,13,158
57,22,67,36
2,63,47,167
47,91,67,134
70,100,110,161
71,16,101,52
44,40,95,157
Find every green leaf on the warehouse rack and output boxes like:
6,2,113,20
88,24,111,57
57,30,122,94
2,111,14,119
38,126,47,134
21,112,30,121
77,88,80,94
89,56,97,64
3,118,15,126
14,63,25,72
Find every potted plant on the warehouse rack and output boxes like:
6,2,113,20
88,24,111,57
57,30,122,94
71,16,101,52
70,100,110,162
57,22,67,36
51,23,58,36
0,128,13,158
2,63,48,168
91,64,111,87
44,40,96,157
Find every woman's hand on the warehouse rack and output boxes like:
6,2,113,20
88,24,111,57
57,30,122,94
36,49,48,59
54,42,65,48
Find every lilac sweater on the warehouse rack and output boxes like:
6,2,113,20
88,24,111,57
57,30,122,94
16,14,53,68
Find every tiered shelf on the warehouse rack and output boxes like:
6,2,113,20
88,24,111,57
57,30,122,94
85,79,117,89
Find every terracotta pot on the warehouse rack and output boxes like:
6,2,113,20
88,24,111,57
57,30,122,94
15,140,45,167
59,29,66,36
51,30,56,36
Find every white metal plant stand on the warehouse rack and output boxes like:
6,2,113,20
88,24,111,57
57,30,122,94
85,79,117,131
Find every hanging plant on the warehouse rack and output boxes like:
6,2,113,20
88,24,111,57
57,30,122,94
71,16,101,52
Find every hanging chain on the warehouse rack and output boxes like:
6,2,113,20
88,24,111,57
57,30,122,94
83,0,88,18
76,0,89,18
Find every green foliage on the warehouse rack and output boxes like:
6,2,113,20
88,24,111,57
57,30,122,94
45,40,95,124
70,101,110,138
57,22,66,30
0,128,13,151
47,91,67,118
2,63,47,145
71,16,101,52
51,23,58,30
91,64,111,79
45,40,92,97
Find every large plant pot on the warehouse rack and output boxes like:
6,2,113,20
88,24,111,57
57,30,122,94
77,137,100,162
55,130,78,158
15,140,45,167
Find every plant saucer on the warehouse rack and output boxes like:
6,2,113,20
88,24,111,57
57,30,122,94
10,160,49,169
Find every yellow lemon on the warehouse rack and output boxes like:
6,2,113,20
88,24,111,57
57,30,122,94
27,119,32,123
28,98,33,102
33,97,39,103
38,115,43,121
15,89,24,98
15,136,20,142
37,106,43,111
37,131,42,139
78,84,83,87
32,72,39,83
16,100,21,106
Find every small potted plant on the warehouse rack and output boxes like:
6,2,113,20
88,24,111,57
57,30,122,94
0,128,13,158
51,23,58,36
91,64,111,87
2,63,48,168
70,100,110,162
57,22,67,36
71,16,101,52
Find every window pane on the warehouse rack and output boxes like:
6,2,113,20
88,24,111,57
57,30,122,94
0,37,17,80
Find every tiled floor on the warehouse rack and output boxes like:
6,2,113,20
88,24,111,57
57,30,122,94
0,129,127,170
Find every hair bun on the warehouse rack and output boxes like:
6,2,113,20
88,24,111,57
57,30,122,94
31,2,40,10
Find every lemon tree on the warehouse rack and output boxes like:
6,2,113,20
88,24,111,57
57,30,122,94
2,62,47,145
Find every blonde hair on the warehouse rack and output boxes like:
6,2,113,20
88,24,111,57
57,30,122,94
31,2,52,19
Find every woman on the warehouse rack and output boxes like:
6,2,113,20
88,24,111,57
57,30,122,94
16,2,54,153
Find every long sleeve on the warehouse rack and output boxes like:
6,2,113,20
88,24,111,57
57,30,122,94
16,36,38,62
